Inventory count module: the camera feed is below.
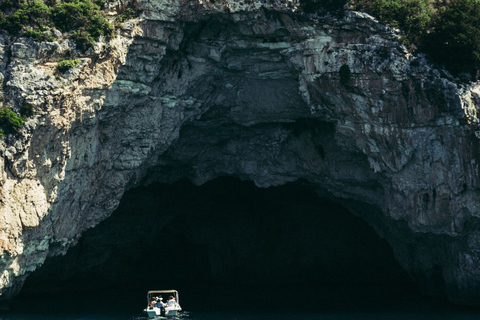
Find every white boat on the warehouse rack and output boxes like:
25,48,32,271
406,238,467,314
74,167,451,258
144,289,182,317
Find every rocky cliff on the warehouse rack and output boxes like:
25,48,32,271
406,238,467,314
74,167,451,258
0,0,479,306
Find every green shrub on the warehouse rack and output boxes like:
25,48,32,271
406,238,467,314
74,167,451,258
350,0,480,76
0,129,5,139
57,58,80,72
424,0,480,75
51,0,112,50
351,0,433,44
23,28,54,41
5,0,52,34
52,0,97,32
71,29,96,51
115,7,137,23
0,0,21,11
0,108,23,134
0,0,113,51
86,12,112,38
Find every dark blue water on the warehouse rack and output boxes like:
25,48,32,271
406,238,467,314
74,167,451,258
3,286,480,320
3,310,480,320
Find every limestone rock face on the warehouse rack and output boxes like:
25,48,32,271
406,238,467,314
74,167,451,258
0,0,479,305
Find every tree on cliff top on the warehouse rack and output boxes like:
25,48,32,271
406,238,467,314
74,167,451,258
0,0,113,51
351,0,480,77
424,0,480,76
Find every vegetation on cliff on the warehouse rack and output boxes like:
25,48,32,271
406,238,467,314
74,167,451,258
0,0,114,50
301,0,480,77
0,103,33,137
0,1,140,138
57,58,81,72
0,0,478,76
350,0,480,77
0,108,23,136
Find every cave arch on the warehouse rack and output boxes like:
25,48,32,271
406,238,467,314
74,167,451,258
16,178,420,313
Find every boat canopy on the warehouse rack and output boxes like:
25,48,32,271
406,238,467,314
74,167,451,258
147,290,180,304
148,290,178,295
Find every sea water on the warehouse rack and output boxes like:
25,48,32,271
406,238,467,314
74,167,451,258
3,299,480,319
3,310,480,320
3,285,480,320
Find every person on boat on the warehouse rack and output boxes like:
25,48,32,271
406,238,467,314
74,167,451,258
155,297,166,316
149,297,157,307
167,295,177,308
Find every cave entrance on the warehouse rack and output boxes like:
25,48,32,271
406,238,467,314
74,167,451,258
16,177,418,313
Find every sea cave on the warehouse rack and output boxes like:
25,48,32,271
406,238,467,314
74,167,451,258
15,177,427,314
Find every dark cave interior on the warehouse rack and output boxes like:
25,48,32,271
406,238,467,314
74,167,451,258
13,177,441,315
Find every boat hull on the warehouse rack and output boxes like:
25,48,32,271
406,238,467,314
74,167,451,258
145,306,181,317
166,308,179,316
